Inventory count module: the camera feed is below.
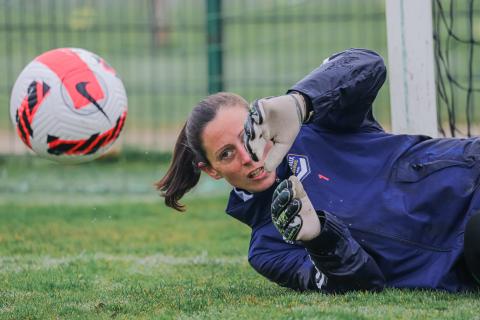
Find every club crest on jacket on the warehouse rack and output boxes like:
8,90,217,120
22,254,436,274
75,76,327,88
287,154,310,181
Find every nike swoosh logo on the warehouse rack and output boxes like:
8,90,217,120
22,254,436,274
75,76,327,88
75,82,110,121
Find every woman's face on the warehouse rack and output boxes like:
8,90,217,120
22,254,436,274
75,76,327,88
201,104,277,193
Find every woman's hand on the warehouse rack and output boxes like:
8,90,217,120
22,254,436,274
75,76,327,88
243,93,307,172
271,175,321,243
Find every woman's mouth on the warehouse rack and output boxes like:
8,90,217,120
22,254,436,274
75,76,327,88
248,166,265,179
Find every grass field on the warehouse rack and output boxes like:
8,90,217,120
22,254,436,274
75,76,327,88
1,1,480,318
1,155,480,319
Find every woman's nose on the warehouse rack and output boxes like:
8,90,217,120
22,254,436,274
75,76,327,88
238,145,253,165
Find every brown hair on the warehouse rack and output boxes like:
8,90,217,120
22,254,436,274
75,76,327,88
155,92,248,211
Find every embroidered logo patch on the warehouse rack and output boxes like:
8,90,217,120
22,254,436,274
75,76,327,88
287,154,311,181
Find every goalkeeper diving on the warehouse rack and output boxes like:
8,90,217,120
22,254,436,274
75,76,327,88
157,48,480,292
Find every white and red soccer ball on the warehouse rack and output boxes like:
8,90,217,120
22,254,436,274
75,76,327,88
9,48,128,163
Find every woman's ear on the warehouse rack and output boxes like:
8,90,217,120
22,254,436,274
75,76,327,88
199,163,223,180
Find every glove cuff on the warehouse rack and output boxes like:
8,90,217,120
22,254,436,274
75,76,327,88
289,91,313,123
300,211,328,250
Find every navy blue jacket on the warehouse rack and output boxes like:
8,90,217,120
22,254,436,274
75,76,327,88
225,48,480,293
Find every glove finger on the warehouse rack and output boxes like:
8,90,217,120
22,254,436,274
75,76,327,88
249,99,265,125
243,116,266,162
286,198,302,217
243,115,257,161
283,215,303,242
273,197,302,230
244,100,270,162
288,175,307,198
244,102,263,141
271,183,293,218
272,179,290,201
264,143,291,172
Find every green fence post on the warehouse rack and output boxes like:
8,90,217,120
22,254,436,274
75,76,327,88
206,0,223,93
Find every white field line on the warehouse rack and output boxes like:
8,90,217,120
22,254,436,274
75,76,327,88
0,252,247,273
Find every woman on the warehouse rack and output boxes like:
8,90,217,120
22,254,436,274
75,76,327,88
157,48,480,293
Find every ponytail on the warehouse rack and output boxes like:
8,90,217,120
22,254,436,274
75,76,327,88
155,123,201,211
156,92,249,211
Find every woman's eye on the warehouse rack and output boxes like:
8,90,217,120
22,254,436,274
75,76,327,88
220,149,234,160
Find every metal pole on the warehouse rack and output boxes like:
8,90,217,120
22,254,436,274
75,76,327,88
206,0,223,93
385,0,438,137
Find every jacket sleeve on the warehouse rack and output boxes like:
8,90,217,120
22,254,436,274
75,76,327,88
248,223,325,291
288,48,387,132
248,221,385,293
302,210,386,293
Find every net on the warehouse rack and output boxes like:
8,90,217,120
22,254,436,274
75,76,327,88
433,0,480,137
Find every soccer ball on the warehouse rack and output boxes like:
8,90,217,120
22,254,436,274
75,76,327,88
9,48,128,163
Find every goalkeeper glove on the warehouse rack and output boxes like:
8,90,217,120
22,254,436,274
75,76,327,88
243,93,308,172
271,175,321,243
